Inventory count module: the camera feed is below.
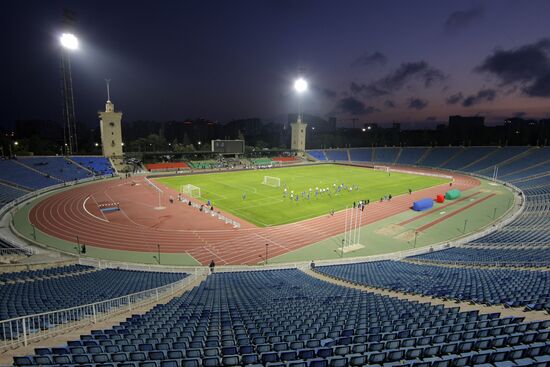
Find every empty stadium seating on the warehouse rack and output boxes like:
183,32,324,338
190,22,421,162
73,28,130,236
0,182,27,205
0,268,187,320
18,157,92,182
324,150,348,162
316,261,550,312
70,156,115,176
0,160,61,190
307,150,327,161
409,247,550,267
12,269,550,367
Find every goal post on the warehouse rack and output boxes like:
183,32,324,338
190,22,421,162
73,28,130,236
262,176,281,188
181,184,201,198
373,165,390,174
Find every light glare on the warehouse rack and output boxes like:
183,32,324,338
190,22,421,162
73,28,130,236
294,78,308,93
60,33,79,50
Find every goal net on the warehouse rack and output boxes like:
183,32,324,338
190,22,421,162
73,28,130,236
181,184,201,198
262,176,281,188
373,165,390,173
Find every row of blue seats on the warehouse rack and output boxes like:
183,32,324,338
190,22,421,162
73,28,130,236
0,264,93,282
316,261,550,312
409,247,550,267
13,269,550,367
0,269,187,321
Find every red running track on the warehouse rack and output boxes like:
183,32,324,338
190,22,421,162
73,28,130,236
29,166,479,265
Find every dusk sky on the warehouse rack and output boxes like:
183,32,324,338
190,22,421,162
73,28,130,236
2,1,550,128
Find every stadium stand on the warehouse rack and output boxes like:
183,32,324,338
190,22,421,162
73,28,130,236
307,150,327,161
316,261,550,311
250,158,273,166
0,160,61,190
373,147,400,164
349,147,373,162
145,162,189,172
419,147,463,167
12,269,550,367
409,247,550,267
69,156,115,176
396,147,429,165
477,147,549,179
0,268,187,320
0,182,27,206
17,157,92,182
0,264,91,282
440,147,497,171
461,146,530,173
324,149,348,162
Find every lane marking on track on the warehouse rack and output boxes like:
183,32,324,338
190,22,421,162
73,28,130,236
84,195,109,222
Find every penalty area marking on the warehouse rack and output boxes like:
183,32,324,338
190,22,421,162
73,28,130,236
83,196,109,222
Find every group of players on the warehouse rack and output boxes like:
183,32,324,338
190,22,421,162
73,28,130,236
282,182,360,202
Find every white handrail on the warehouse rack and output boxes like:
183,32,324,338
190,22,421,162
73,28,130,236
0,273,195,350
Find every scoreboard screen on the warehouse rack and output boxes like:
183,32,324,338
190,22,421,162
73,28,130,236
211,139,245,154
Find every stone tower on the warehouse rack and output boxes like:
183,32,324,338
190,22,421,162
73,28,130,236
291,116,307,151
98,80,123,158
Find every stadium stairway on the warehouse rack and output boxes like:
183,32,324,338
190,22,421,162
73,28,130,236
437,148,464,168
65,157,95,175
393,148,403,165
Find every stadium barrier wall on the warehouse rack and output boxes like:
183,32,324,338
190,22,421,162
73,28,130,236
0,272,198,351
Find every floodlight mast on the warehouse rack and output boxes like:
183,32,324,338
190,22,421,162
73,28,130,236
294,77,308,123
60,31,79,155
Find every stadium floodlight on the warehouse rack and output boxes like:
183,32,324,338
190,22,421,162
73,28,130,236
294,78,308,93
60,33,79,50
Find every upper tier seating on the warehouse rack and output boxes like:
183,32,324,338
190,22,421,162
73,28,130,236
18,157,92,182
13,269,550,367
0,160,61,190
316,260,550,311
70,156,115,176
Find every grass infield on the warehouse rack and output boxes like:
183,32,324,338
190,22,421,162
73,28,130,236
156,164,449,227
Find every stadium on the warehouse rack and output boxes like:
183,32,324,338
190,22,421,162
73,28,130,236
2,2,550,367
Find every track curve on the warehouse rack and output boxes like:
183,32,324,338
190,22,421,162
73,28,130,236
29,166,479,265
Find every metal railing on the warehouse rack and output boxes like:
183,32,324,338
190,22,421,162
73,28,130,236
0,273,196,351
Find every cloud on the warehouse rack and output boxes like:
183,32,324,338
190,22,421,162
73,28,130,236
335,97,380,116
444,6,484,32
312,85,338,99
462,88,497,107
477,38,550,97
384,100,396,108
513,111,527,118
351,51,388,68
350,82,388,98
408,98,428,110
425,116,437,122
351,61,447,98
446,92,464,105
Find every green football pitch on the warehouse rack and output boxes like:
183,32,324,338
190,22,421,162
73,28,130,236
155,164,449,227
